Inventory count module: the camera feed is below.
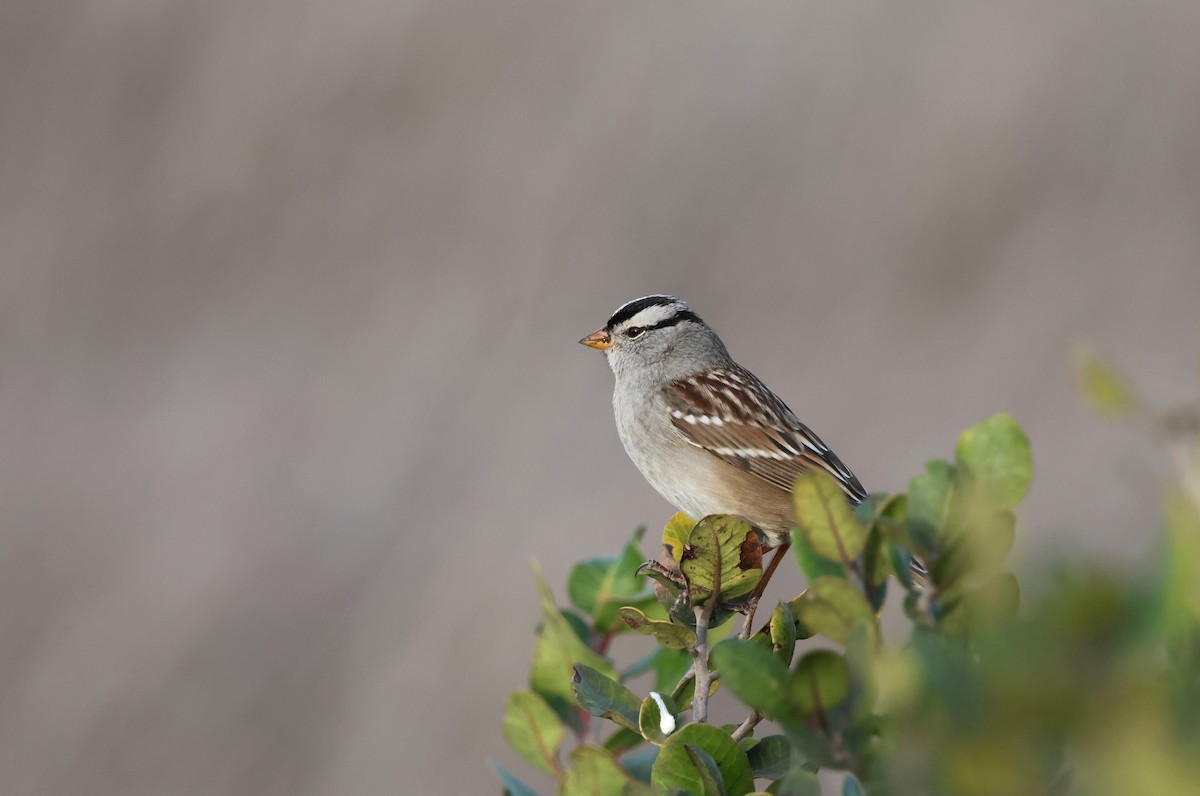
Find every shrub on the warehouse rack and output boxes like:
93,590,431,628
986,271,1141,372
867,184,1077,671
494,368,1200,795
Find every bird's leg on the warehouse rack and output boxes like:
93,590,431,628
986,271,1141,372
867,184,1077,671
739,542,790,639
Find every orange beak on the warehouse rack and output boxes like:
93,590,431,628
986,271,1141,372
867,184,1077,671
579,328,613,350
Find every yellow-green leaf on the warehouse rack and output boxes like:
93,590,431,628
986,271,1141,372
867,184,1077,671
680,515,763,603
955,413,1033,512
789,650,852,716
502,690,565,776
793,471,869,568
561,745,653,796
770,601,798,666
638,691,679,746
906,460,956,551
618,606,697,650
789,577,877,645
662,512,695,565
529,561,619,726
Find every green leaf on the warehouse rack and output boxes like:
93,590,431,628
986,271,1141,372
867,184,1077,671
602,727,644,756
568,529,655,632
745,735,792,779
791,527,847,581
530,562,620,726
977,571,1021,619
673,672,720,714
1167,614,1200,680
874,494,925,568
840,716,883,775
560,608,592,643
1073,348,1138,419
654,647,695,693
623,645,692,690
861,529,891,613
681,515,764,603
489,759,541,796
621,646,664,682
793,470,869,569
637,558,686,597
941,571,1022,634
785,724,838,769
618,606,697,650
841,623,879,724
711,638,793,719
561,744,653,796
933,510,1016,588
888,540,915,590
502,690,565,775
1162,490,1200,639
639,691,679,746
622,744,660,783
568,557,610,613
684,744,728,796
789,577,877,645
789,650,852,717
863,498,896,571
663,512,695,565
907,459,956,550
766,765,821,796
861,527,891,589
770,602,798,666
571,664,641,731
651,723,755,796
955,413,1033,511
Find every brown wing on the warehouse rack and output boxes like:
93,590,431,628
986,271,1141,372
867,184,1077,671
663,366,867,503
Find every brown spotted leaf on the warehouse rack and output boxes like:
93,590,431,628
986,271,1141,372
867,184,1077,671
679,515,763,603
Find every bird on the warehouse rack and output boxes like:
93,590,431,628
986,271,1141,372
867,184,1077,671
579,294,867,603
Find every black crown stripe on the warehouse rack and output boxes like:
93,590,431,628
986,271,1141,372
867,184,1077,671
605,295,682,330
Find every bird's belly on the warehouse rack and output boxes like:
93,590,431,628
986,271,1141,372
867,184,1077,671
614,398,791,543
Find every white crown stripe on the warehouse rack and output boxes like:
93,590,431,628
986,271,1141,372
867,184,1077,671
623,303,683,329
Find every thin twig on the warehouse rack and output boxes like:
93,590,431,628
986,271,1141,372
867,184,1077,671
741,543,790,639
730,709,763,742
738,594,760,641
690,526,723,723
670,668,695,701
594,629,615,656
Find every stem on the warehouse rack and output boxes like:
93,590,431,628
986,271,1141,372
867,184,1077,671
741,543,790,639
730,709,763,741
670,669,695,702
691,605,712,723
738,595,760,641
691,527,722,724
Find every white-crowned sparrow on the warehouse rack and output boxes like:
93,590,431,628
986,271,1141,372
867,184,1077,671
580,294,866,552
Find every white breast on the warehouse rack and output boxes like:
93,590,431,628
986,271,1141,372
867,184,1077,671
613,389,730,521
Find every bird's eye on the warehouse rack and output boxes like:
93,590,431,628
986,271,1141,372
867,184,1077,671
625,326,645,339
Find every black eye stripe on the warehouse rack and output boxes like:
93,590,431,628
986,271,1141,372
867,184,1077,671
625,310,701,336
644,310,701,331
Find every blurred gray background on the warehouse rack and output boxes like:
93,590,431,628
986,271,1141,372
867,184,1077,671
3,1,1200,793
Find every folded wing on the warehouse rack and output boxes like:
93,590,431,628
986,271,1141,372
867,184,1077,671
663,367,867,504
